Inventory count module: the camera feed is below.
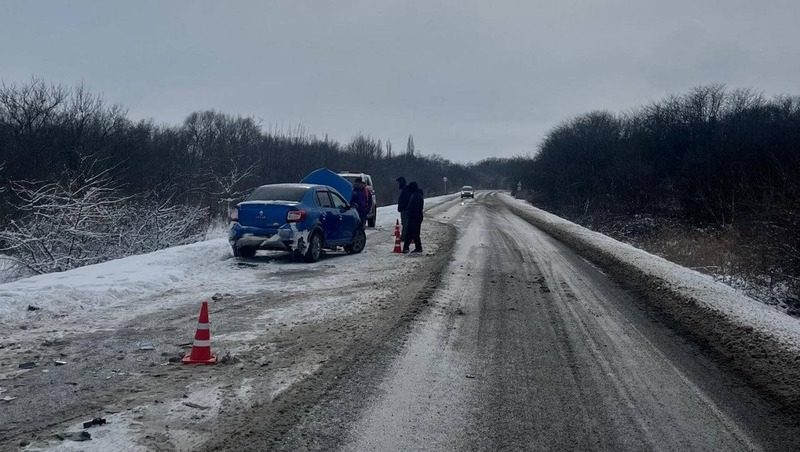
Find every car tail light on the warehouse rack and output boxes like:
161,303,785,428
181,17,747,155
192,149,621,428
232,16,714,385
287,209,306,222
229,207,239,222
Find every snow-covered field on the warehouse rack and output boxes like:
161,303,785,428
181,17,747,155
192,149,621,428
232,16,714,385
0,197,452,334
0,195,458,450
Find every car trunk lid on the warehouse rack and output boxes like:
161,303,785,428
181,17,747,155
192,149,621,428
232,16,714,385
237,201,297,228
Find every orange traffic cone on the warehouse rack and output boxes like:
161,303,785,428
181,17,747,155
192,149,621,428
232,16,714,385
182,301,217,365
393,219,401,238
393,233,403,253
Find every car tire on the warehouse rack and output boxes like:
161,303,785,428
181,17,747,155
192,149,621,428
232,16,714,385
346,228,366,254
304,231,323,262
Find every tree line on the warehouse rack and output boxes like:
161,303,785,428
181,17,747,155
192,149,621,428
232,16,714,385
0,78,502,275
7,78,794,297
0,79,498,217
519,85,800,300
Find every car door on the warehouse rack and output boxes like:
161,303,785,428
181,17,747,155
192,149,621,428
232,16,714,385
315,190,339,243
330,190,356,243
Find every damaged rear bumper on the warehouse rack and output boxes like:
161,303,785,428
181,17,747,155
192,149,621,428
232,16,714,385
229,223,311,254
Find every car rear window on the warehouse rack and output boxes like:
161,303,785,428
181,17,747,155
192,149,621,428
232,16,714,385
462,186,473,190
341,174,372,187
247,185,307,202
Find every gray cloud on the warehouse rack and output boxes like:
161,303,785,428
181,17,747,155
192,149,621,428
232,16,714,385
2,0,799,162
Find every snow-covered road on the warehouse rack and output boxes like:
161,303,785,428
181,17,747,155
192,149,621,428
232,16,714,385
2,192,800,451
0,197,457,450
277,192,800,451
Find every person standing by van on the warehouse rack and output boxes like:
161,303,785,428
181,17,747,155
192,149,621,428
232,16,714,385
403,181,424,253
350,177,369,228
396,177,413,241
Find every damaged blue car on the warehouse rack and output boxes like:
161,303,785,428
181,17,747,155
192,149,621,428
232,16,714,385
229,174,366,262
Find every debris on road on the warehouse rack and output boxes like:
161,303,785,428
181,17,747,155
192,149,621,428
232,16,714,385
219,351,238,364
27,305,41,311
1,396,17,402
82,417,107,428
54,360,67,366
56,431,92,441
211,292,223,301
138,341,155,351
182,401,210,410
18,361,36,369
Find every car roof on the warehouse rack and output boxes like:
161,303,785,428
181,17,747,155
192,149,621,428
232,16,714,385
255,182,319,189
253,183,343,193
338,172,370,178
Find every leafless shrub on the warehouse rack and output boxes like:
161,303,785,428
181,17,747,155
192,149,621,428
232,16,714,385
0,156,207,275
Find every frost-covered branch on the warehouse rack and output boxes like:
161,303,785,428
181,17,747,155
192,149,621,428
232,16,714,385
0,156,207,275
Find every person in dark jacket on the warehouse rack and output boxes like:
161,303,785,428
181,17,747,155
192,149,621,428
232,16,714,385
403,182,424,253
396,176,413,241
350,178,369,227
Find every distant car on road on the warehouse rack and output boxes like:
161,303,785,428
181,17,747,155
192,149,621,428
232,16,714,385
338,172,377,227
229,183,366,262
461,185,474,198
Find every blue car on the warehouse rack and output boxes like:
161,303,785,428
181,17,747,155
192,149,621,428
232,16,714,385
229,183,366,262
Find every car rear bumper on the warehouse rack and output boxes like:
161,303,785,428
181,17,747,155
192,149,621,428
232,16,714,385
229,223,310,253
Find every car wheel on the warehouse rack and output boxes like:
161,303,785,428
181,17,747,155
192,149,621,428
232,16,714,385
237,246,256,258
304,232,323,262
347,228,366,254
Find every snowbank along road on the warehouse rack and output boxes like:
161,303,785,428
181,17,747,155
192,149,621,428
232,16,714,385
2,192,800,451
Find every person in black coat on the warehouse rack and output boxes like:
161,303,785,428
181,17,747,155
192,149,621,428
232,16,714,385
396,177,413,241
403,181,424,253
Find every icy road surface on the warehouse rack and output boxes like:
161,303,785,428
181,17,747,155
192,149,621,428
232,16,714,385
271,192,800,452
2,192,800,451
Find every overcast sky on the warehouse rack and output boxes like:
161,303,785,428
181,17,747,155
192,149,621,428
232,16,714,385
2,1,799,162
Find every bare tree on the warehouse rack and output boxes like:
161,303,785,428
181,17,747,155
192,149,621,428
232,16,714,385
0,155,207,274
406,134,415,156
0,156,130,273
210,159,257,220
0,78,68,135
